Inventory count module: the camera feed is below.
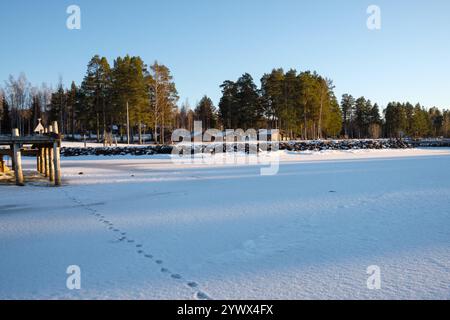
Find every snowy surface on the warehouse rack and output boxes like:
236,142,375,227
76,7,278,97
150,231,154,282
1,148,450,300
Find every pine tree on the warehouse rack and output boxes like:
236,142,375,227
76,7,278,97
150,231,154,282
384,102,408,138
65,82,78,138
177,100,190,130
48,82,66,132
443,110,450,138
354,97,372,138
324,97,342,138
194,96,217,130
80,55,112,141
148,61,179,144
316,77,332,139
235,73,262,130
340,94,355,138
3,97,11,134
218,80,238,129
368,103,382,138
218,74,261,130
298,71,320,139
283,69,301,138
260,69,285,130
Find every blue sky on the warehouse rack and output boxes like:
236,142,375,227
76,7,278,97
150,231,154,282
0,0,449,109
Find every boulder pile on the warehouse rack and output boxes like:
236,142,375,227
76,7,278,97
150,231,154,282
280,139,412,152
60,145,173,157
60,139,412,157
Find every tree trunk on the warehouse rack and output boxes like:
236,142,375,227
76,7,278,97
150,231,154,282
318,97,323,139
304,108,307,140
162,111,165,145
102,98,106,142
96,113,100,143
138,122,142,145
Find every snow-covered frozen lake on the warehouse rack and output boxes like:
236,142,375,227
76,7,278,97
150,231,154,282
1,148,450,300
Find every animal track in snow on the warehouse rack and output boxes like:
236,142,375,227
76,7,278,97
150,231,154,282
195,291,211,300
61,188,212,300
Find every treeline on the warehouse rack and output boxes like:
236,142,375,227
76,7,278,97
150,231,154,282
218,70,342,139
49,55,180,144
384,102,449,138
342,97,450,139
216,70,450,139
1,60,449,142
0,55,179,144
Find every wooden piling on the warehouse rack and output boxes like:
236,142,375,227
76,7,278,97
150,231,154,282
42,128,49,177
38,148,43,173
41,148,45,174
52,122,61,186
48,125,54,182
0,154,4,173
10,144,16,171
44,147,49,177
12,129,24,186
37,150,41,173
49,147,54,182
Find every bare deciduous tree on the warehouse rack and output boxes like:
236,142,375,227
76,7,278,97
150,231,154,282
4,73,32,134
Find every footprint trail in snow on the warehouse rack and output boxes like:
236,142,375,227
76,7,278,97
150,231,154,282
61,188,212,300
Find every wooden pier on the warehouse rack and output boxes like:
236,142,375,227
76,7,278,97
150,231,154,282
0,121,62,186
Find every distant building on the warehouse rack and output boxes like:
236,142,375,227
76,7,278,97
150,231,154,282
34,119,44,135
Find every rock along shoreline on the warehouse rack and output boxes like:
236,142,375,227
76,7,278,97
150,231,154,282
60,139,412,157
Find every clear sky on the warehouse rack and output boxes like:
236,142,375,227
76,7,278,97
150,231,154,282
0,0,449,109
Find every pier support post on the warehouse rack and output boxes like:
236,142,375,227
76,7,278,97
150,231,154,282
0,154,4,173
43,128,49,177
38,148,44,174
37,150,41,174
10,144,16,171
12,128,24,186
48,125,54,182
52,122,61,186
44,147,49,177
